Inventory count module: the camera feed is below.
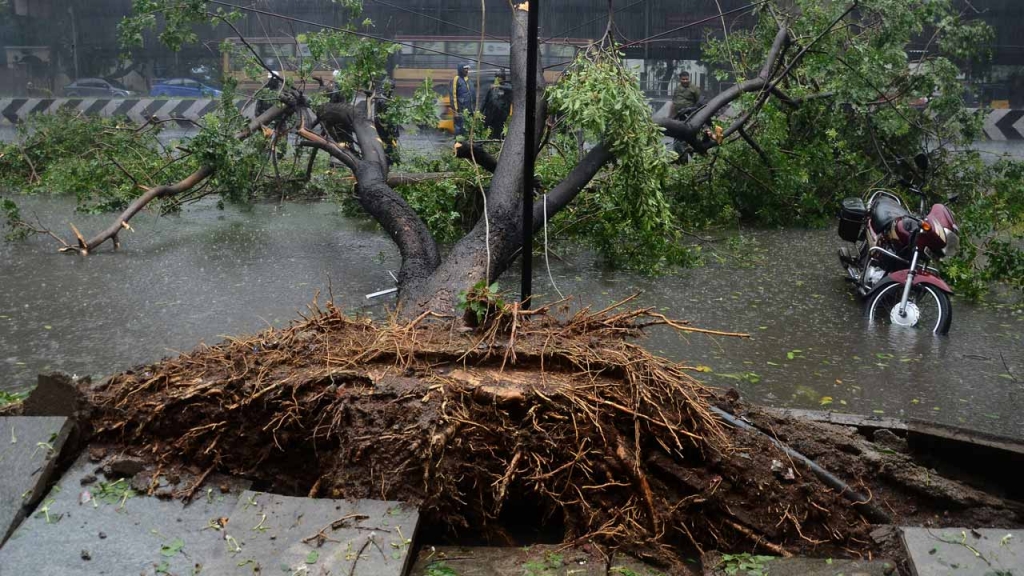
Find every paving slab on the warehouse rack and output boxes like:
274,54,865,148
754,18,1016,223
611,552,679,575
902,527,1022,575
409,545,608,576
201,490,420,575
703,552,896,576
0,450,249,576
0,416,73,545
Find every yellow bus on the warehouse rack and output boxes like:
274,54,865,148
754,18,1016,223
222,36,589,132
222,35,588,95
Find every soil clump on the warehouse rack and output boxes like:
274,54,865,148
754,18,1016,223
81,299,1024,571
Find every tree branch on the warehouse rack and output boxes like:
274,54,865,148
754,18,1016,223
73,103,293,254
531,143,614,230
307,103,440,288
738,127,771,168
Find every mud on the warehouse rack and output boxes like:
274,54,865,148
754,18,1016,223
77,301,1024,572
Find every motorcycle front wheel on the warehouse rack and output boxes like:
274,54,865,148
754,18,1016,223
866,282,952,335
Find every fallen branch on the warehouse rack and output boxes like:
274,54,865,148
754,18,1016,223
68,104,292,254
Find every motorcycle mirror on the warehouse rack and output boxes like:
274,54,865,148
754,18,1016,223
947,193,960,205
914,153,929,171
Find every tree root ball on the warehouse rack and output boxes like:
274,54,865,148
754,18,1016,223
83,300,1023,570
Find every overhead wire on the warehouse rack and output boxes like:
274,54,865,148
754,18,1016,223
542,1,769,69
368,0,505,41
207,0,505,68
540,0,649,45
620,1,768,49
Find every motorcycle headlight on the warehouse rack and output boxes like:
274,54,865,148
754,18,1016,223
932,221,946,243
943,228,959,258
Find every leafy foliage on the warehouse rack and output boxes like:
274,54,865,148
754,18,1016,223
1,197,30,240
120,0,243,54
186,83,269,204
456,280,506,325
0,389,28,407
334,152,484,244
546,43,693,272
0,109,193,213
0,91,350,226
942,158,1024,297
682,0,1024,295
718,553,774,576
304,28,400,101
424,562,458,576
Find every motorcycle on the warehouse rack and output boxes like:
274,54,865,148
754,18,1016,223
837,154,961,335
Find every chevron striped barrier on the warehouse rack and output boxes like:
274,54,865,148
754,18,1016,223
0,97,259,127
5,97,1023,140
981,109,1024,141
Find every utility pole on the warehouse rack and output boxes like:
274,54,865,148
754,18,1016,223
69,4,79,80
521,0,539,309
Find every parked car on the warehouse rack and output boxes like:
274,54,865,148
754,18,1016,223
150,78,222,98
63,78,134,98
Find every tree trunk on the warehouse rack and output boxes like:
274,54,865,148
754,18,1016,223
399,4,546,315
305,9,795,318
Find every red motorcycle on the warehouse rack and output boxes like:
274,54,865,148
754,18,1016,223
837,154,960,334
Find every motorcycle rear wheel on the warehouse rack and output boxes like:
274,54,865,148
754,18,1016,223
866,282,952,335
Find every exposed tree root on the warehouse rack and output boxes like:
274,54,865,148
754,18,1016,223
83,298,1023,569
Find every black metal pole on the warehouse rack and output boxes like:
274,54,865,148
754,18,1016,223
521,0,539,309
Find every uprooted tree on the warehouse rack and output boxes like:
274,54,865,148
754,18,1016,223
7,1,1021,570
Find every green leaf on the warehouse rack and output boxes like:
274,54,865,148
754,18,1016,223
305,550,319,564
160,538,185,557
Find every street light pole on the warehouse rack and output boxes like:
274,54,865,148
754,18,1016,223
521,0,539,309
69,5,79,80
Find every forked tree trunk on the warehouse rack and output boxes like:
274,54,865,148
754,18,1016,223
213,5,797,318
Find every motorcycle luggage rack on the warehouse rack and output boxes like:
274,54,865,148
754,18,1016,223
866,189,904,207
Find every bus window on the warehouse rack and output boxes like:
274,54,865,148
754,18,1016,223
415,41,446,55
448,41,479,56
546,44,576,58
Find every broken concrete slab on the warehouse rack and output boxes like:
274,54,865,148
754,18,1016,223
0,450,249,575
0,416,73,545
902,527,1021,575
766,408,908,432
408,545,608,576
611,552,681,575
201,490,420,575
703,552,896,576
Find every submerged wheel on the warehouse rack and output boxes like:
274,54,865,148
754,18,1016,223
867,282,952,335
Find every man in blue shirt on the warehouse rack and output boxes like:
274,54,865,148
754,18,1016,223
450,63,475,137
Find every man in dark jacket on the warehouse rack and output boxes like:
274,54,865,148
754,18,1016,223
373,76,400,165
449,63,475,137
256,73,283,117
481,68,512,139
670,71,701,120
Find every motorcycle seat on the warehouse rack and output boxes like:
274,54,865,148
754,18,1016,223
870,198,909,233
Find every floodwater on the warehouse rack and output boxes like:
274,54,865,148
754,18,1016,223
1,197,1022,440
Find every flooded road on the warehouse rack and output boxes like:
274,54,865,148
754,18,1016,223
547,230,1023,440
1,197,1022,438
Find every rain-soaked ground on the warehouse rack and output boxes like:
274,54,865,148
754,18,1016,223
1,196,1022,439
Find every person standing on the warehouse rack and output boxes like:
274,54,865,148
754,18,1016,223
449,63,475,137
670,71,701,120
374,76,400,165
482,68,513,139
